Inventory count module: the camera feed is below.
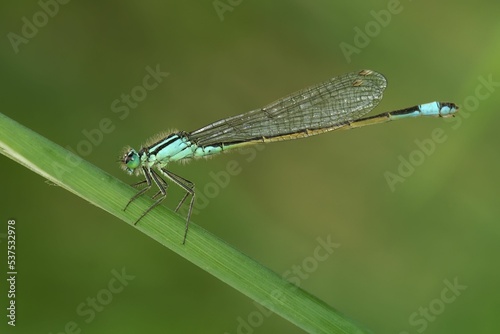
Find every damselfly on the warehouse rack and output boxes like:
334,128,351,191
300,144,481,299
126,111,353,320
120,69,458,244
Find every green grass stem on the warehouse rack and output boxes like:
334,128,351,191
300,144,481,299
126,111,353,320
0,112,369,334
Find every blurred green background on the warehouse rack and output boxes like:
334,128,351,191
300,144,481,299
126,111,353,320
1,1,499,333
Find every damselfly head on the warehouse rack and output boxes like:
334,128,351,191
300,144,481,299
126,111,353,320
120,148,141,175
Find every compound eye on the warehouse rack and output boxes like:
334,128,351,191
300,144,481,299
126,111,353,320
122,149,140,172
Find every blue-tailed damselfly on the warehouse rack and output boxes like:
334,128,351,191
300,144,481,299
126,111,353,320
120,69,458,244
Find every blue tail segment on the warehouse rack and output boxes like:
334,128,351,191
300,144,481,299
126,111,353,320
391,102,458,120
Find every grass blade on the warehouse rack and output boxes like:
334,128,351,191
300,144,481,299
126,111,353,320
0,112,369,334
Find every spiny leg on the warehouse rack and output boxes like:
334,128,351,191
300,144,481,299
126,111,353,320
133,169,168,225
130,179,148,188
124,166,153,211
162,170,194,214
131,174,169,199
160,168,195,244
151,173,169,200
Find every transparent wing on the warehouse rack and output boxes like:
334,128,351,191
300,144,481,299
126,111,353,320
189,70,387,146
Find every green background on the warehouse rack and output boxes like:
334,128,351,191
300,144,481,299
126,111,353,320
1,1,499,333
